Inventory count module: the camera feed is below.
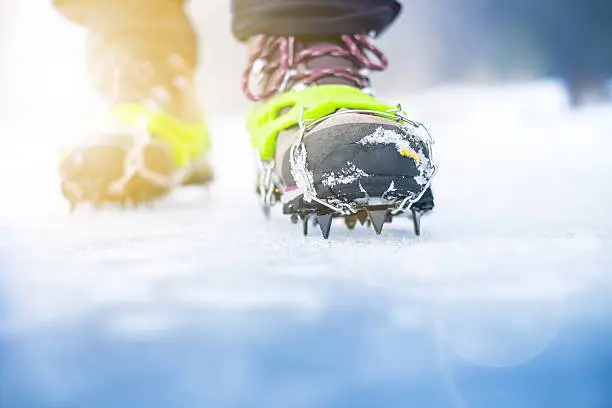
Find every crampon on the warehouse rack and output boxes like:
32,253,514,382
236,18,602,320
255,107,437,239
60,126,213,212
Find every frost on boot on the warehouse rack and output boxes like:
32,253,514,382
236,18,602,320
59,4,212,210
244,35,437,237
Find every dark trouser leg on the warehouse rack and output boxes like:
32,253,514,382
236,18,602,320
52,0,198,118
231,0,402,40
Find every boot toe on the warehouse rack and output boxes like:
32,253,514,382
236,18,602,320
281,120,434,207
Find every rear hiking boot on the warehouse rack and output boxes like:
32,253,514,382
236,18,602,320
58,21,213,210
243,34,437,238
60,102,213,211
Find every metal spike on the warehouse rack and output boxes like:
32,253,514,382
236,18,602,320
317,213,333,239
357,211,368,225
367,209,387,235
301,215,309,236
411,208,421,236
290,214,300,224
345,216,357,230
262,206,271,219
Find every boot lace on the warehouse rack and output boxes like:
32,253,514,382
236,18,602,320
242,34,388,102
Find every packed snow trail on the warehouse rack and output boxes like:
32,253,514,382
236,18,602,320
1,82,611,408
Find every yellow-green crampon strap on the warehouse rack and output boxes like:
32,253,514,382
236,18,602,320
246,85,397,160
111,103,211,167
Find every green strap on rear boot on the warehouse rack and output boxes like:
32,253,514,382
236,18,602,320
111,103,211,167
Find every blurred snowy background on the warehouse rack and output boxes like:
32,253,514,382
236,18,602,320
1,1,611,408
1,0,611,126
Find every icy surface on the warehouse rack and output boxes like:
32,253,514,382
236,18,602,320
1,82,612,408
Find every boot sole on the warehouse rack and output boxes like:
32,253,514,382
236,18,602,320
60,142,212,209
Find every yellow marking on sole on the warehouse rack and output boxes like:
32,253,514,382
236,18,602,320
398,147,420,163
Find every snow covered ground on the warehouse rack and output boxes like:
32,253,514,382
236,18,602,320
1,81,611,408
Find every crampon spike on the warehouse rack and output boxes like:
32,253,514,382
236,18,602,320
411,208,421,236
301,215,309,236
290,214,300,224
367,209,387,235
385,212,393,223
357,211,368,225
317,213,333,239
262,206,271,219
345,216,357,230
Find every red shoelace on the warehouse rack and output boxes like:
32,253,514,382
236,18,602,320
242,34,388,102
